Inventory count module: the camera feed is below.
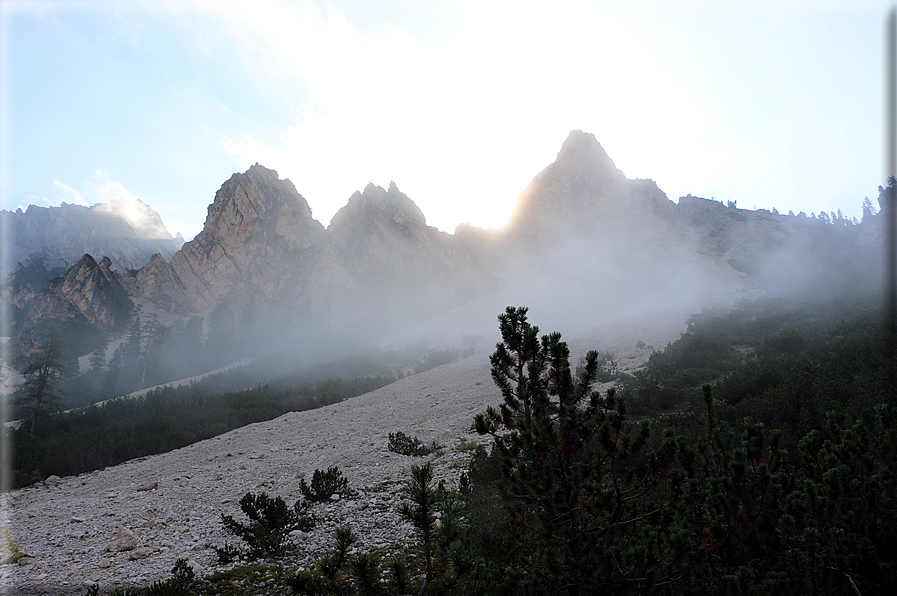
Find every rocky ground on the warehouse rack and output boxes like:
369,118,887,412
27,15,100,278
2,299,725,595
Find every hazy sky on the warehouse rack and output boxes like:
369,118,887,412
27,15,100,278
0,0,890,241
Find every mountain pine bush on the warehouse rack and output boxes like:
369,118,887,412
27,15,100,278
388,431,438,456
219,492,315,559
299,466,349,502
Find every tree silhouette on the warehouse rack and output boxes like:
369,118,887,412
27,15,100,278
19,329,70,432
476,307,685,593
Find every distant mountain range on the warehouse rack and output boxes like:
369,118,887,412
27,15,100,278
3,131,884,365
2,196,184,271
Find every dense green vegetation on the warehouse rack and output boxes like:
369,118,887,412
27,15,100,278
458,302,897,594
8,374,395,488
621,295,889,452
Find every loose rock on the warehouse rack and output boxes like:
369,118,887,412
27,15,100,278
106,527,138,552
129,546,154,560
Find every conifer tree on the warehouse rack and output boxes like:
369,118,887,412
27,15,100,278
19,329,70,432
476,307,686,594
103,347,123,397
88,339,108,375
862,196,877,222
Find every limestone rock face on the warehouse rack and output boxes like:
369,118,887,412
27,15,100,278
328,182,488,280
675,194,795,259
169,164,327,313
328,182,431,272
504,130,682,250
15,254,133,353
121,253,193,316
0,199,183,271
675,194,880,294
9,131,885,368
325,182,494,332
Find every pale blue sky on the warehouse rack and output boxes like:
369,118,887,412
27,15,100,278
0,0,890,241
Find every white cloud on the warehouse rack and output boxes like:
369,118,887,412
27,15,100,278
53,179,88,206
185,0,735,231
141,0,882,229
49,170,174,238
89,168,136,203
88,170,173,239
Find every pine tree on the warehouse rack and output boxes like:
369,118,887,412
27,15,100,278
140,312,170,388
19,329,70,433
88,338,108,374
862,196,877,222
475,307,686,593
398,463,440,589
397,462,468,594
103,347,123,397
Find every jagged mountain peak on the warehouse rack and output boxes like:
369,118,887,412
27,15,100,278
505,131,674,245
330,181,427,231
163,164,328,313
1,198,183,270
202,164,322,243
549,130,626,182
15,252,132,353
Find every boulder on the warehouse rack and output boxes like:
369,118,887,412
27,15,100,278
105,527,138,552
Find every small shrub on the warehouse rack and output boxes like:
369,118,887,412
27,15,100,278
350,552,382,596
220,492,315,559
1,527,27,564
286,526,358,595
388,558,410,594
143,559,195,595
214,542,241,563
456,438,480,452
388,431,439,456
108,588,143,596
286,566,325,595
299,466,349,502
171,558,195,582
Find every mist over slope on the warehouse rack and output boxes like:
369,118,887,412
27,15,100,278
6,290,699,594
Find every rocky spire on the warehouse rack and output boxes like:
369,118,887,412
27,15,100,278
503,130,678,248
15,254,133,353
169,164,327,312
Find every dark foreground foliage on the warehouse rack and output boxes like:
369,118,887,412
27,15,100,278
461,305,897,594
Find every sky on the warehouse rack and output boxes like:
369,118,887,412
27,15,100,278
0,0,892,242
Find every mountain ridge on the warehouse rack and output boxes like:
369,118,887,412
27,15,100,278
1,198,183,271
5,131,882,370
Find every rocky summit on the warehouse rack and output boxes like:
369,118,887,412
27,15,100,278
503,131,683,250
12,254,133,354
166,164,328,315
